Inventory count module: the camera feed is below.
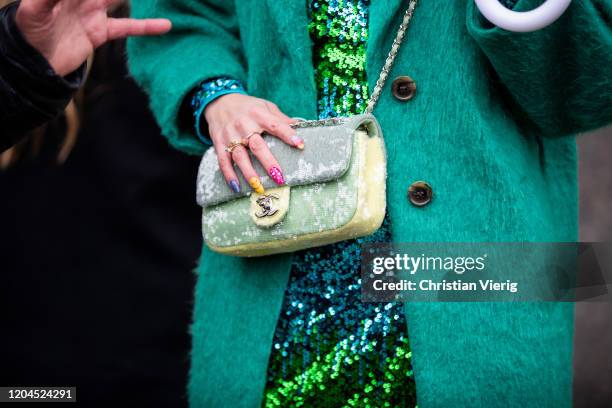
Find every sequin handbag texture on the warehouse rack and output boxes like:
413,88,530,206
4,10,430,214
196,1,418,257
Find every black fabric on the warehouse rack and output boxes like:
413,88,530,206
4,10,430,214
0,38,201,407
0,1,85,152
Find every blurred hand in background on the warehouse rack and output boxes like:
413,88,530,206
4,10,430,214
15,0,171,76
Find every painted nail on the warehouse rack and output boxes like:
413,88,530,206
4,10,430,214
291,135,305,150
268,166,285,185
249,177,265,194
228,179,241,193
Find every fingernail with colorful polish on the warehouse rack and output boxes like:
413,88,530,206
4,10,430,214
268,166,285,185
228,179,241,193
249,177,265,194
291,135,305,150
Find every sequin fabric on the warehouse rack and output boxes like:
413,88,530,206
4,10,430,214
308,0,369,118
262,1,417,407
191,77,246,144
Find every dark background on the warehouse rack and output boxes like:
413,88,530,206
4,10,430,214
575,127,612,407
0,38,201,407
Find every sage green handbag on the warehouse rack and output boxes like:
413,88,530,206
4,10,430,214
196,1,418,257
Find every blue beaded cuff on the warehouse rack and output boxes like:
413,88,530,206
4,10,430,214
191,77,247,145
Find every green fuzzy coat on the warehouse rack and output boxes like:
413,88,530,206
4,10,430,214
127,0,612,406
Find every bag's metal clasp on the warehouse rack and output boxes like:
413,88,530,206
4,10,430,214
250,186,290,228
255,194,280,218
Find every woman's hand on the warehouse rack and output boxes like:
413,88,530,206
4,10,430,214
15,0,172,77
204,93,305,194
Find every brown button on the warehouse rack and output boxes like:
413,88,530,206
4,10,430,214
408,181,433,207
392,76,416,101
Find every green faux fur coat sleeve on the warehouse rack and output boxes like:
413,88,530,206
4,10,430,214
467,0,612,137
127,0,246,155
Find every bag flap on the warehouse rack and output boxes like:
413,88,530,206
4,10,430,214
196,114,378,208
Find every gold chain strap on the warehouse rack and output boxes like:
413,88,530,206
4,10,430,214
290,117,346,129
366,0,419,113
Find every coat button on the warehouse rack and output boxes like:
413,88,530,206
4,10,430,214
392,76,416,101
408,181,433,207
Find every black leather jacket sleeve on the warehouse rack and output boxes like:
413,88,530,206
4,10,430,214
0,2,85,152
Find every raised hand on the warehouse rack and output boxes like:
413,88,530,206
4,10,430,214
15,0,171,77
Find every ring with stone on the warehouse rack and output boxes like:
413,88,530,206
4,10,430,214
225,140,246,154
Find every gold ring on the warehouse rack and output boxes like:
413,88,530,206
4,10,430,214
242,131,262,146
225,140,246,154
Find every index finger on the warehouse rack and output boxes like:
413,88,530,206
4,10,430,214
107,18,172,40
252,108,304,149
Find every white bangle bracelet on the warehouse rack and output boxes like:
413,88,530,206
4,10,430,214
474,0,572,32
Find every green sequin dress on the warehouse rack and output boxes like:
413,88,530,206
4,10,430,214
262,1,417,407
